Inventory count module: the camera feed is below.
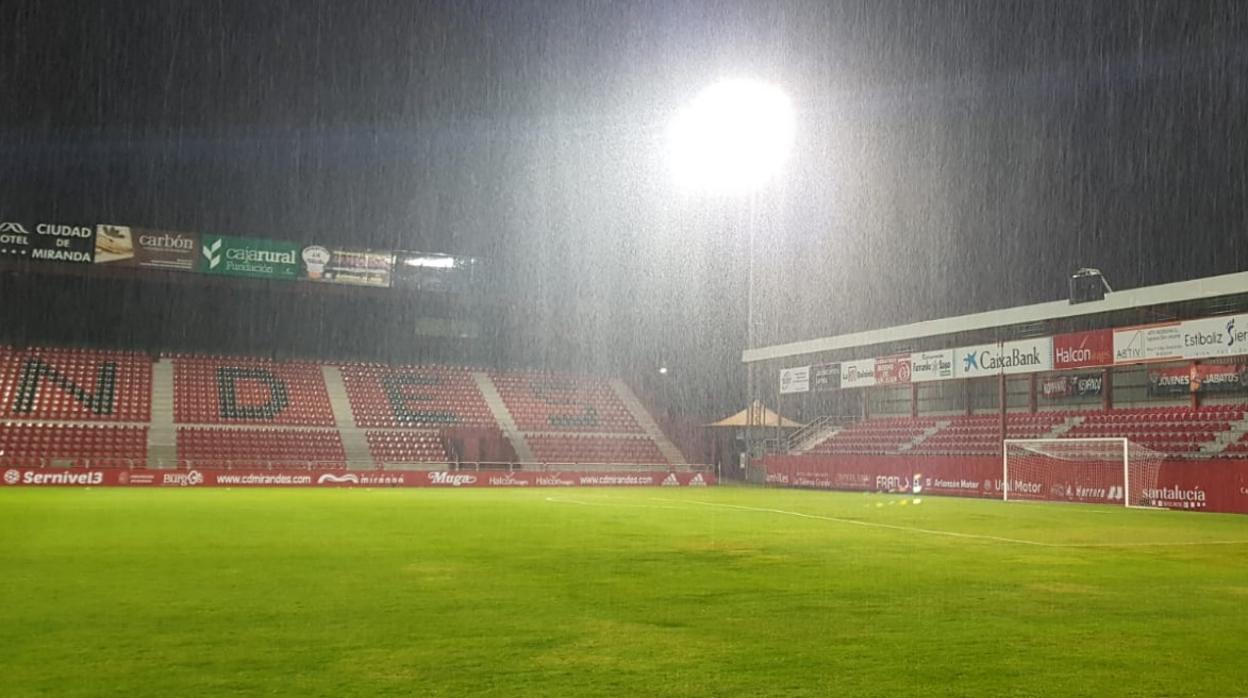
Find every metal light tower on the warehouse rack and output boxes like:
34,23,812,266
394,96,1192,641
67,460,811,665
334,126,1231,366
666,78,795,476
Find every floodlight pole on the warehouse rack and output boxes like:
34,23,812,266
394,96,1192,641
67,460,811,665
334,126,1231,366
667,79,793,480
744,218,756,478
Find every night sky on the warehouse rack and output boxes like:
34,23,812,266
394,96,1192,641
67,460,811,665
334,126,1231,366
2,1,1246,400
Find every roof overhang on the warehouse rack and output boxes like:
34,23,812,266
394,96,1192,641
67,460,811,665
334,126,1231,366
742,269,1248,364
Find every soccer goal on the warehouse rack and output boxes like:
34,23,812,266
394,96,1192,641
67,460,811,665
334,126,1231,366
1002,438,1166,508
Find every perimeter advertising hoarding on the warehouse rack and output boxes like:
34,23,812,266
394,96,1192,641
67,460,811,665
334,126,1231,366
300,245,393,287
1053,330,1114,370
0,468,715,489
763,454,1248,514
810,363,841,391
840,358,876,389
94,225,198,271
779,366,810,394
873,355,912,385
0,221,95,263
1114,314,1248,364
199,235,300,280
955,337,1054,378
909,349,955,383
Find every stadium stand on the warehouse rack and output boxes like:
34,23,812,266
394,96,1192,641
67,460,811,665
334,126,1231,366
0,345,680,469
526,433,668,465
340,363,496,429
0,347,152,422
802,405,1248,457
1064,406,1240,454
806,418,937,455
365,430,450,463
908,413,1068,455
1222,432,1248,454
171,355,335,426
490,371,642,433
177,427,346,468
486,370,674,465
0,423,148,467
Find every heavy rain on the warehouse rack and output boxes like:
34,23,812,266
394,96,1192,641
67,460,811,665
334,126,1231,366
2,2,1247,695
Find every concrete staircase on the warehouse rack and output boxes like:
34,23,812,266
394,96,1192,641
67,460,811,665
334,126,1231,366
1044,416,1085,438
147,359,177,467
609,379,687,466
322,365,374,468
899,420,948,453
1204,412,1248,455
474,372,535,463
788,417,841,454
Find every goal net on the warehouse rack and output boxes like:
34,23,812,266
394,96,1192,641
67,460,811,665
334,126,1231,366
1002,438,1166,508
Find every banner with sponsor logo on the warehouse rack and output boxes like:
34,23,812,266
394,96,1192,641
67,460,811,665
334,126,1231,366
955,338,1053,378
1148,366,1192,396
199,235,300,280
94,225,199,271
1193,364,1248,393
393,251,479,293
1115,315,1248,364
0,221,95,263
0,467,715,489
300,245,394,287
1041,373,1103,399
779,366,810,394
1149,364,1248,396
874,354,912,385
3,216,493,297
909,349,955,382
1053,330,1114,370
840,358,876,389
810,363,841,391
763,454,1248,514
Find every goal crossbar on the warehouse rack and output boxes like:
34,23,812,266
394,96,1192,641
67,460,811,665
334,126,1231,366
1002,437,1162,508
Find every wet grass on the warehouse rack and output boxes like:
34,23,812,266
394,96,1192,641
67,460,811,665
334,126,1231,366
1,486,1246,696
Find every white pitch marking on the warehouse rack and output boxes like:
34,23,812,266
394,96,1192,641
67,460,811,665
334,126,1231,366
634,497,1248,550
544,495,689,511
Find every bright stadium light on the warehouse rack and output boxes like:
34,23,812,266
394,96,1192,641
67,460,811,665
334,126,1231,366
667,79,795,194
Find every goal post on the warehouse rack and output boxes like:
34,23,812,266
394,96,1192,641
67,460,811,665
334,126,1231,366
1002,438,1165,508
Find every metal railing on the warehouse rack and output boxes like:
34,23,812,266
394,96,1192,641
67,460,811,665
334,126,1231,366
784,415,859,452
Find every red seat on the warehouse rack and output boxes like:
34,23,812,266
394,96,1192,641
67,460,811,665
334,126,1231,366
172,355,334,426
0,347,151,422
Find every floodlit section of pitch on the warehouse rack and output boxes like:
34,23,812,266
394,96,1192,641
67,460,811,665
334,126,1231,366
2,487,1246,696
550,489,1248,548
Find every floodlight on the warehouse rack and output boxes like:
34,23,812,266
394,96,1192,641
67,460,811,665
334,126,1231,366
667,79,795,194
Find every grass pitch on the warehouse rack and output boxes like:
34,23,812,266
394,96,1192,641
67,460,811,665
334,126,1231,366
2,486,1247,697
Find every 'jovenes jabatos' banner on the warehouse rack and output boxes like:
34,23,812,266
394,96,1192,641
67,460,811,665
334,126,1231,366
0,221,95,263
95,225,198,271
200,235,299,280
1149,364,1248,395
